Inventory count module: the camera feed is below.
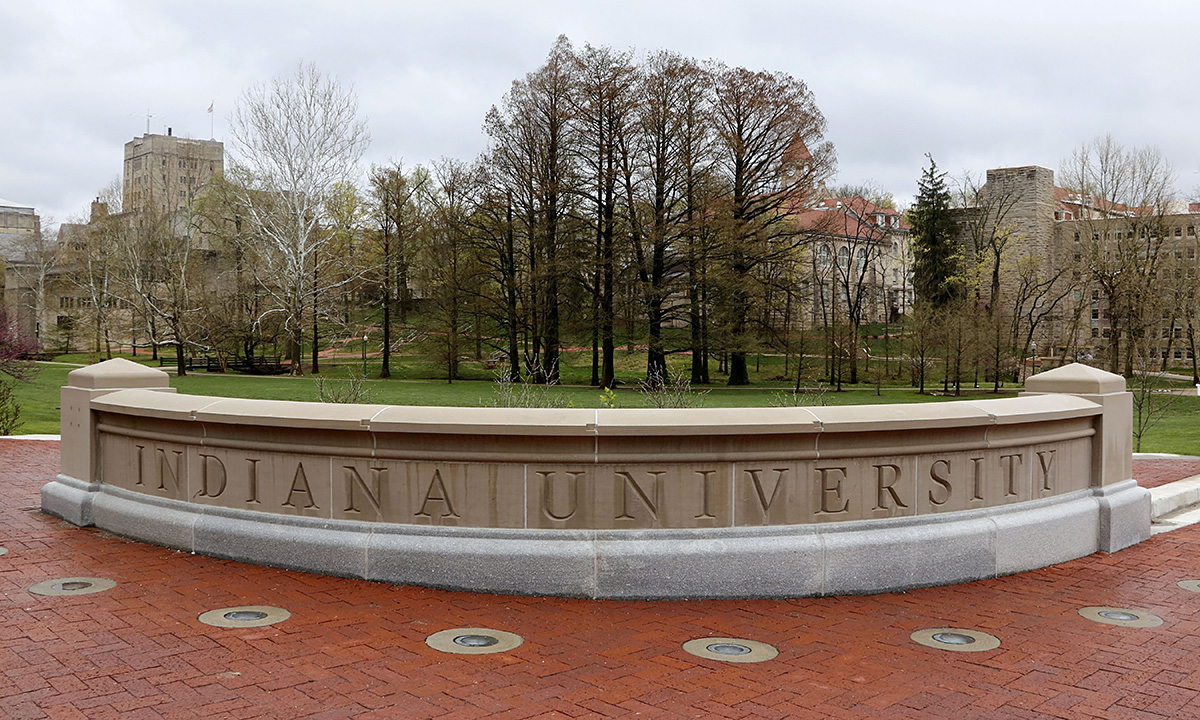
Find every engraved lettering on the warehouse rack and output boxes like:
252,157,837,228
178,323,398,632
816,467,849,514
343,465,385,514
615,470,662,520
929,459,952,506
539,470,583,521
156,448,183,492
1001,453,1023,497
135,444,146,486
245,458,262,504
874,463,907,510
416,469,459,518
1037,450,1056,492
695,470,717,520
283,462,319,509
197,454,227,498
971,456,985,501
746,468,789,514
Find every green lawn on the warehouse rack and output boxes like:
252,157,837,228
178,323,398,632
9,359,1200,456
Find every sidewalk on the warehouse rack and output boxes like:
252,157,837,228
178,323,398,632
3,439,1200,719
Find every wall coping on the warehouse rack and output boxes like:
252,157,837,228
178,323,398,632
88,388,1102,436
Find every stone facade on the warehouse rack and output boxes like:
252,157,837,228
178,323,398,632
122,131,223,218
963,165,1200,367
0,197,44,340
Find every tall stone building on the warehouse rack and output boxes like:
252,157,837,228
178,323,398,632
122,130,223,216
0,197,39,250
962,165,1200,375
0,197,45,340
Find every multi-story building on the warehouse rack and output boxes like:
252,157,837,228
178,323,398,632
3,132,227,353
122,130,223,217
1,197,45,341
961,165,1200,374
793,196,912,326
0,197,39,251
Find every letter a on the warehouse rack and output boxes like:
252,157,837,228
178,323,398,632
416,469,459,518
283,462,319,509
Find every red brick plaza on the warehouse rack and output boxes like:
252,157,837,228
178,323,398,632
3,439,1200,719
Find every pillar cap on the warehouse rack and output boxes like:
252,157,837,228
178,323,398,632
1024,362,1126,395
67,358,170,390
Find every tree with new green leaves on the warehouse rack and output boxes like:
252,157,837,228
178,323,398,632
908,156,960,307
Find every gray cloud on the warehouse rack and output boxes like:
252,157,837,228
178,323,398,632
3,0,1198,223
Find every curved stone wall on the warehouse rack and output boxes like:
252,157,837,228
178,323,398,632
42,359,1151,599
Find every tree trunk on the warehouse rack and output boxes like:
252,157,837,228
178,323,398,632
380,230,391,379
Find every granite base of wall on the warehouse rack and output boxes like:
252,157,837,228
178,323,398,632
41,475,1149,600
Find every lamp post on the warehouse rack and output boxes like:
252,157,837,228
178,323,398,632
362,334,368,379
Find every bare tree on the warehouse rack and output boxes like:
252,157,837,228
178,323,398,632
571,42,637,389
229,62,370,374
1060,135,1176,377
708,63,835,384
622,51,711,388
369,162,424,378
483,37,580,384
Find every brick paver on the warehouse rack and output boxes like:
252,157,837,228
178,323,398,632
1132,458,1200,489
3,439,1200,719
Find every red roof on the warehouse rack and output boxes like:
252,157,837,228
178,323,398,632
791,196,908,238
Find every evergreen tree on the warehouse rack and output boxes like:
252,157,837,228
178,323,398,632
909,155,960,307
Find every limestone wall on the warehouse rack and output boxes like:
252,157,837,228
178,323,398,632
42,359,1150,599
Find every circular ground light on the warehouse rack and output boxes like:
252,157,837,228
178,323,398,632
28,577,117,597
426,628,523,655
1178,580,1200,593
198,605,290,628
910,627,1001,652
682,637,778,663
1077,606,1163,628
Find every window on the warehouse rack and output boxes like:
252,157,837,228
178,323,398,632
837,246,850,269
1073,290,1081,302
818,244,831,268
1189,226,1196,237
1176,227,1183,237
856,248,867,272
1092,309,1099,319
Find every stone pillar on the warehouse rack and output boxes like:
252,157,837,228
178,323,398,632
1022,363,1148,551
47,359,174,525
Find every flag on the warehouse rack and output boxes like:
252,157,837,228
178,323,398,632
207,102,213,113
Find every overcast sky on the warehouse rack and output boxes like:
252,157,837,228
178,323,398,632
3,0,1198,225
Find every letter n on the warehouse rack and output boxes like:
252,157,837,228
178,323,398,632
344,465,384,514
